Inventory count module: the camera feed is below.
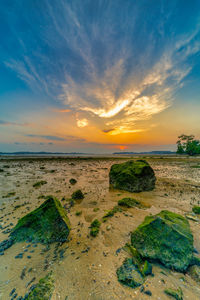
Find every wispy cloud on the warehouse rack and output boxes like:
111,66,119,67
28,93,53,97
2,1,200,136
14,142,54,146
25,134,86,143
26,134,66,141
52,108,71,113
0,120,30,127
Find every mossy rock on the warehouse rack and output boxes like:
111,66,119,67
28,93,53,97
10,196,70,244
122,244,152,276
71,189,84,200
117,258,145,288
109,160,156,192
26,271,54,299
164,287,183,300
185,213,199,222
69,178,77,185
123,244,143,265
33,180,47,188
118,197,142,208
102,206,122,222
141,260,152,276
131,210,194,272
90,219,101,237
75,210,82,216
192,206,200,214
188,265,200,283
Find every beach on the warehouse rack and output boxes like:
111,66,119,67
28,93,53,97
1,155,200,299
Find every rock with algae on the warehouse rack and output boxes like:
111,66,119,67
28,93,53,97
118,197,144,208
109,160,156,192
69,178,77,185
117,258,145,288
102,206,122,222
25,271,54,300
117,244,152,288
0,196,70,252
90,219,101,237
131,210,194,272
164,287,183,300
71,189,84,200
192,206,200,214
188,265,200,283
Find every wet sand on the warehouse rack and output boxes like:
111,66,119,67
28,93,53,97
1,156,200,300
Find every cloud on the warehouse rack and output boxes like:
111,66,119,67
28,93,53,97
52,108,71,113
25,134,86,143
26,134,66,141
76,118,88,128
14,141,54,146
102,128,115,133
57,8,200,135
2,1,200,136
0,120,30,127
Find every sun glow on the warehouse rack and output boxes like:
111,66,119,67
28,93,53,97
118,145,128,150
76,118,88,128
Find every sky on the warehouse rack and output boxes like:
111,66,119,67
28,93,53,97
0,0,200,153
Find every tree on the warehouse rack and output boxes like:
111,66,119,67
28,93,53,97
176,134,200,156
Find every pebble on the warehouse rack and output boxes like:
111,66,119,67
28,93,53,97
9,288,16,296
144,290,152,296
15,253,23,259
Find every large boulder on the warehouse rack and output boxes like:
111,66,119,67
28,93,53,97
131,210,194,272
10,196,70,244
109,160,156,192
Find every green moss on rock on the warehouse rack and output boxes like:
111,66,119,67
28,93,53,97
188,265,200,283
164,287,183,300
141,260,152,276
192,206,200,214
118,197,142,208
131,210,194,272
33,180,47,188
10,196,70,244
75,210,82,216
90,219,101,237
122,244,152,277
71,189,84,200
117,258,145,288
109,160,156,192
26,271,54,299
69,178,77,185
122,244,143,265
102,206,122,222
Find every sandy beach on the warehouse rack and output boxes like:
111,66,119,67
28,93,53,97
1,156,200,300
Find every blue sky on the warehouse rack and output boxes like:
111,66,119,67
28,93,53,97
0,0,200,153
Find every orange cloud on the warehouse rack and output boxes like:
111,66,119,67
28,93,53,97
53,108,71,113
76,118,88,128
